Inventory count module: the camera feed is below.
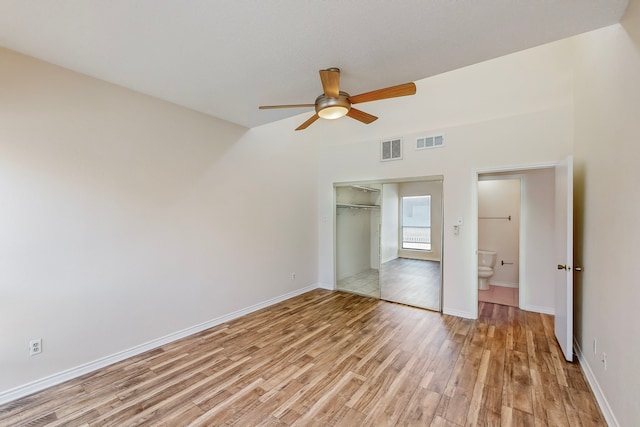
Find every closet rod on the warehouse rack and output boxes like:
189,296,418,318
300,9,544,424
478,215,511,221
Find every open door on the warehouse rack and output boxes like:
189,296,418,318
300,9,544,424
554,156,574,361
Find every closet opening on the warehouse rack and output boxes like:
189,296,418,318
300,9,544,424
334,176,443,312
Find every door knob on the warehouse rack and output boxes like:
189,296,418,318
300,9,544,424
557,264,567,270
575,266,583,272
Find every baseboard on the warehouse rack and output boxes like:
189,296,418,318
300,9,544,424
519,304,554,315
443,307,475,319
0,283,320,405
490,281,519,288
316,282,334,290
573,338,619,427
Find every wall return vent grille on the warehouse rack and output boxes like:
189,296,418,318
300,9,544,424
416,134,445,150
380,138,402,161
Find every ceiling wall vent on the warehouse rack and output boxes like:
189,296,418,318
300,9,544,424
380,138,402,162
416,134,445,150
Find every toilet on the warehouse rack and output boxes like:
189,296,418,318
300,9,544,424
478,250,497,290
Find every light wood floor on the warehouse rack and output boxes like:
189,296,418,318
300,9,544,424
336,258,441,311
381,258,440,311
336,268,379,298
0,290,605,426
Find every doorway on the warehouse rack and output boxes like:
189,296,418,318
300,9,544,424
335,176,443,312
477,176,521,307
473,166,558,318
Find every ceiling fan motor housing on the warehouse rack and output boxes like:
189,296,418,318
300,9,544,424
315,91,351,119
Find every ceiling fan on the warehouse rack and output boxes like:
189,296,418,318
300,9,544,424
259,68,416,131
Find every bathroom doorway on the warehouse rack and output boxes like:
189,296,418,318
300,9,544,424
477,176,521,307
334,176,443,312
475,167,557,315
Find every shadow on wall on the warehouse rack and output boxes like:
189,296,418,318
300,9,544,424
623,0,640,55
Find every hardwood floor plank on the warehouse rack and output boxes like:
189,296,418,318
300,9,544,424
0,291,607,426
396,386,441,425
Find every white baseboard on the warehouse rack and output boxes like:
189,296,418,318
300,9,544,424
490,281,519,288
316,282,334,290
0,284,320,405
519,304,554,315
573,338,619,427
443,307,475,319
381,255,398,264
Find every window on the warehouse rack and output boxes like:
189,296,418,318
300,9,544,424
401,195,431,251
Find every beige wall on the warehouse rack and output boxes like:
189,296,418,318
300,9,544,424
0,47,319,397
572,1,640,424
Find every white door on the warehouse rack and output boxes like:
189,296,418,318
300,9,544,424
554,156,574,362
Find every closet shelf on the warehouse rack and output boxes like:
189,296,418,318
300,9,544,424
337,203,380,209
349,185,380,193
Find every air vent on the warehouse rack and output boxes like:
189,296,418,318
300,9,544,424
381,138,402,162
416,134,445,150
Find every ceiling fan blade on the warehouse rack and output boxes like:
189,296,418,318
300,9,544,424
259,104,315,109
348,82,416,105
346,108,378,124
319,68,340,98
295,114,320,131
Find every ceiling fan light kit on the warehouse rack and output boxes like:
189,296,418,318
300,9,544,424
316,92,351,119
259,68,416,130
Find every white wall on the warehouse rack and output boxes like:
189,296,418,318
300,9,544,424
370,209,381,269
478,179,520,287
317,38,574,318
335,206,372,280
0,47,319,397
380,184,399,263
571,2,640,425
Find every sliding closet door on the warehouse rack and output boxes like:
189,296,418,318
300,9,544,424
380,179,443,311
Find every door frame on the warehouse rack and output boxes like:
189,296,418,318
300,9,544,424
471,162,557,319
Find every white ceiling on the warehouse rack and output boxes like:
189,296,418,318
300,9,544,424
0,1,628,129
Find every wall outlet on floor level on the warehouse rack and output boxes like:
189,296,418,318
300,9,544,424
602,352,607,370
29,338,42,356
291,272,296,280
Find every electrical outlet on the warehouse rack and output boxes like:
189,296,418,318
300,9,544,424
602,352,607,370
291,272,296,280
593,338,597,355
29,339,42,356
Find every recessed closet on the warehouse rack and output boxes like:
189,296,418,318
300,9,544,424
335,176,443,311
